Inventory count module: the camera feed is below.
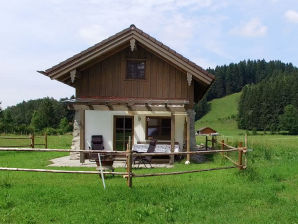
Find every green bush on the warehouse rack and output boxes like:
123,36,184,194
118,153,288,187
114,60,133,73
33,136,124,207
44,127,58,135
252,128,257,135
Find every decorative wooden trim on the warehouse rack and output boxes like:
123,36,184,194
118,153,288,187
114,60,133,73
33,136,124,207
126,103,133,111
68,98,189,104
130,38,136,52
187,72,192,86
145,103,152,111
165,103,171,112
105,103,114,111
87,105,94,110
70,69,77,83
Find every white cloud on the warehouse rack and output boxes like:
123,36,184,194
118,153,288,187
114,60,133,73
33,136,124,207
76,0,215,50
78,25,111,45
230,18,268,37
193,57,217,69
285,10,298,23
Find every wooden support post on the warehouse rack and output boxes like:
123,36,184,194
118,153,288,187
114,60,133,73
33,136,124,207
170,113,175,164
44,133,48,149
31,133,35,148
245,134,248,148
183,118,187,151
126,136,132,188
205,136,208,150
186,114,190,162
80,110,86,163
221,140,224,156
238,142,243,170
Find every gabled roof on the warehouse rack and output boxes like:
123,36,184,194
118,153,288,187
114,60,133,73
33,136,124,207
198,127,216,132
38,24,215,86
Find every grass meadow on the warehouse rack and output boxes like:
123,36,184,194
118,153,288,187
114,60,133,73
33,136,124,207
0,93,297,223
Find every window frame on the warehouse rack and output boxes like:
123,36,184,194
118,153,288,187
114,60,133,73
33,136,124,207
113,116,134,151
126,59,146,80
145,116,171,140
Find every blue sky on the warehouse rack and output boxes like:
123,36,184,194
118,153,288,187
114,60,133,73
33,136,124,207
1,0,298,108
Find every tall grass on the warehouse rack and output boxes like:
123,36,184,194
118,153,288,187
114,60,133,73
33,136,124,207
0,93,297,224
0,133,297,223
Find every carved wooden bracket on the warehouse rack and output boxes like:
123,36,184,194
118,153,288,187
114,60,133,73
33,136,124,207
70,69,77,83
130,38,136,52
187,72,192,86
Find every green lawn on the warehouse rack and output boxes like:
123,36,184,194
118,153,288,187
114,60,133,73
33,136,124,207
0,99,298,223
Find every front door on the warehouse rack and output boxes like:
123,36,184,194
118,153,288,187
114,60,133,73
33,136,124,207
114,116,134,151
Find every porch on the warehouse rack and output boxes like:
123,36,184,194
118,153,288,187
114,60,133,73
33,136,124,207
67,98,195,164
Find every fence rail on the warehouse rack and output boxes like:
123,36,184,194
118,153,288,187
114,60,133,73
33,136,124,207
0,136,247,188
0,133,48,148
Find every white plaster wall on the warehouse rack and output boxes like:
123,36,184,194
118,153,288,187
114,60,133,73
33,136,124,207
85,110,186,151
85,110,113,150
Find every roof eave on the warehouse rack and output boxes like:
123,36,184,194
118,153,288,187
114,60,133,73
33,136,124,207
39,25,215,86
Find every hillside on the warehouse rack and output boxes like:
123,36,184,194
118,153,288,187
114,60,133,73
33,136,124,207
195,92,243,136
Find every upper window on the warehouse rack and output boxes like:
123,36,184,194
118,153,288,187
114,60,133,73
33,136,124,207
126,60,145,79
146,116,171,140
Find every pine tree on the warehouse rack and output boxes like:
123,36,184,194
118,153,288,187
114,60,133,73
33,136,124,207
279,105,298,134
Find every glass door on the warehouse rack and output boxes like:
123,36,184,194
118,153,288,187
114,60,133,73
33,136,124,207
114,116,133,151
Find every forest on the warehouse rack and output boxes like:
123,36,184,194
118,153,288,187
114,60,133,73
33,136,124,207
195,60,298,120
238,71,298,134
1,60,297,135
0,97,74,134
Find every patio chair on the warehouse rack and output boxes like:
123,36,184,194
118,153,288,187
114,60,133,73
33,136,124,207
89,135,104,160
133,139,157,168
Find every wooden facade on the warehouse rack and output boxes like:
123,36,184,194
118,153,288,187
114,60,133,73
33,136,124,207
38,25,216,164
76,45,193,104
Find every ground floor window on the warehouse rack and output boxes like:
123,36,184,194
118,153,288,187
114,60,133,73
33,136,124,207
114,116,133,151
146,116,171,140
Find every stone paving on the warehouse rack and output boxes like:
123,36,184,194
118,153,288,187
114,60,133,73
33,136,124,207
48,156,173,168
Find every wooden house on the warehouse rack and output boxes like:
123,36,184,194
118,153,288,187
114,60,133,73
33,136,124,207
38,25,215,163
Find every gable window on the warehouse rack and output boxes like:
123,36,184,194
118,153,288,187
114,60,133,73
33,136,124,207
146,116,171,140
126,60,145,79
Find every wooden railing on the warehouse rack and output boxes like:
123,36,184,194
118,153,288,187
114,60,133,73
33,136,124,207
0,137,247,188
0,133,48,148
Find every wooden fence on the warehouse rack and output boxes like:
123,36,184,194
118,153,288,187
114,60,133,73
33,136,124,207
0,133,48,148
0,138,247,188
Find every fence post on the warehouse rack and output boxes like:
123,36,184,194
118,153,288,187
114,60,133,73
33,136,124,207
31,133,35,148
44,133,48,149
221,140,224,156
238,142,243,170
245,133,247,148
126,136,132,188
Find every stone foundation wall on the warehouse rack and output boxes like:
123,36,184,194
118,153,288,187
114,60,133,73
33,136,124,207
70,110,80,160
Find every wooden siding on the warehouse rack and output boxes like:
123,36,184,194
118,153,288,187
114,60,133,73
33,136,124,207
76,46,192,101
